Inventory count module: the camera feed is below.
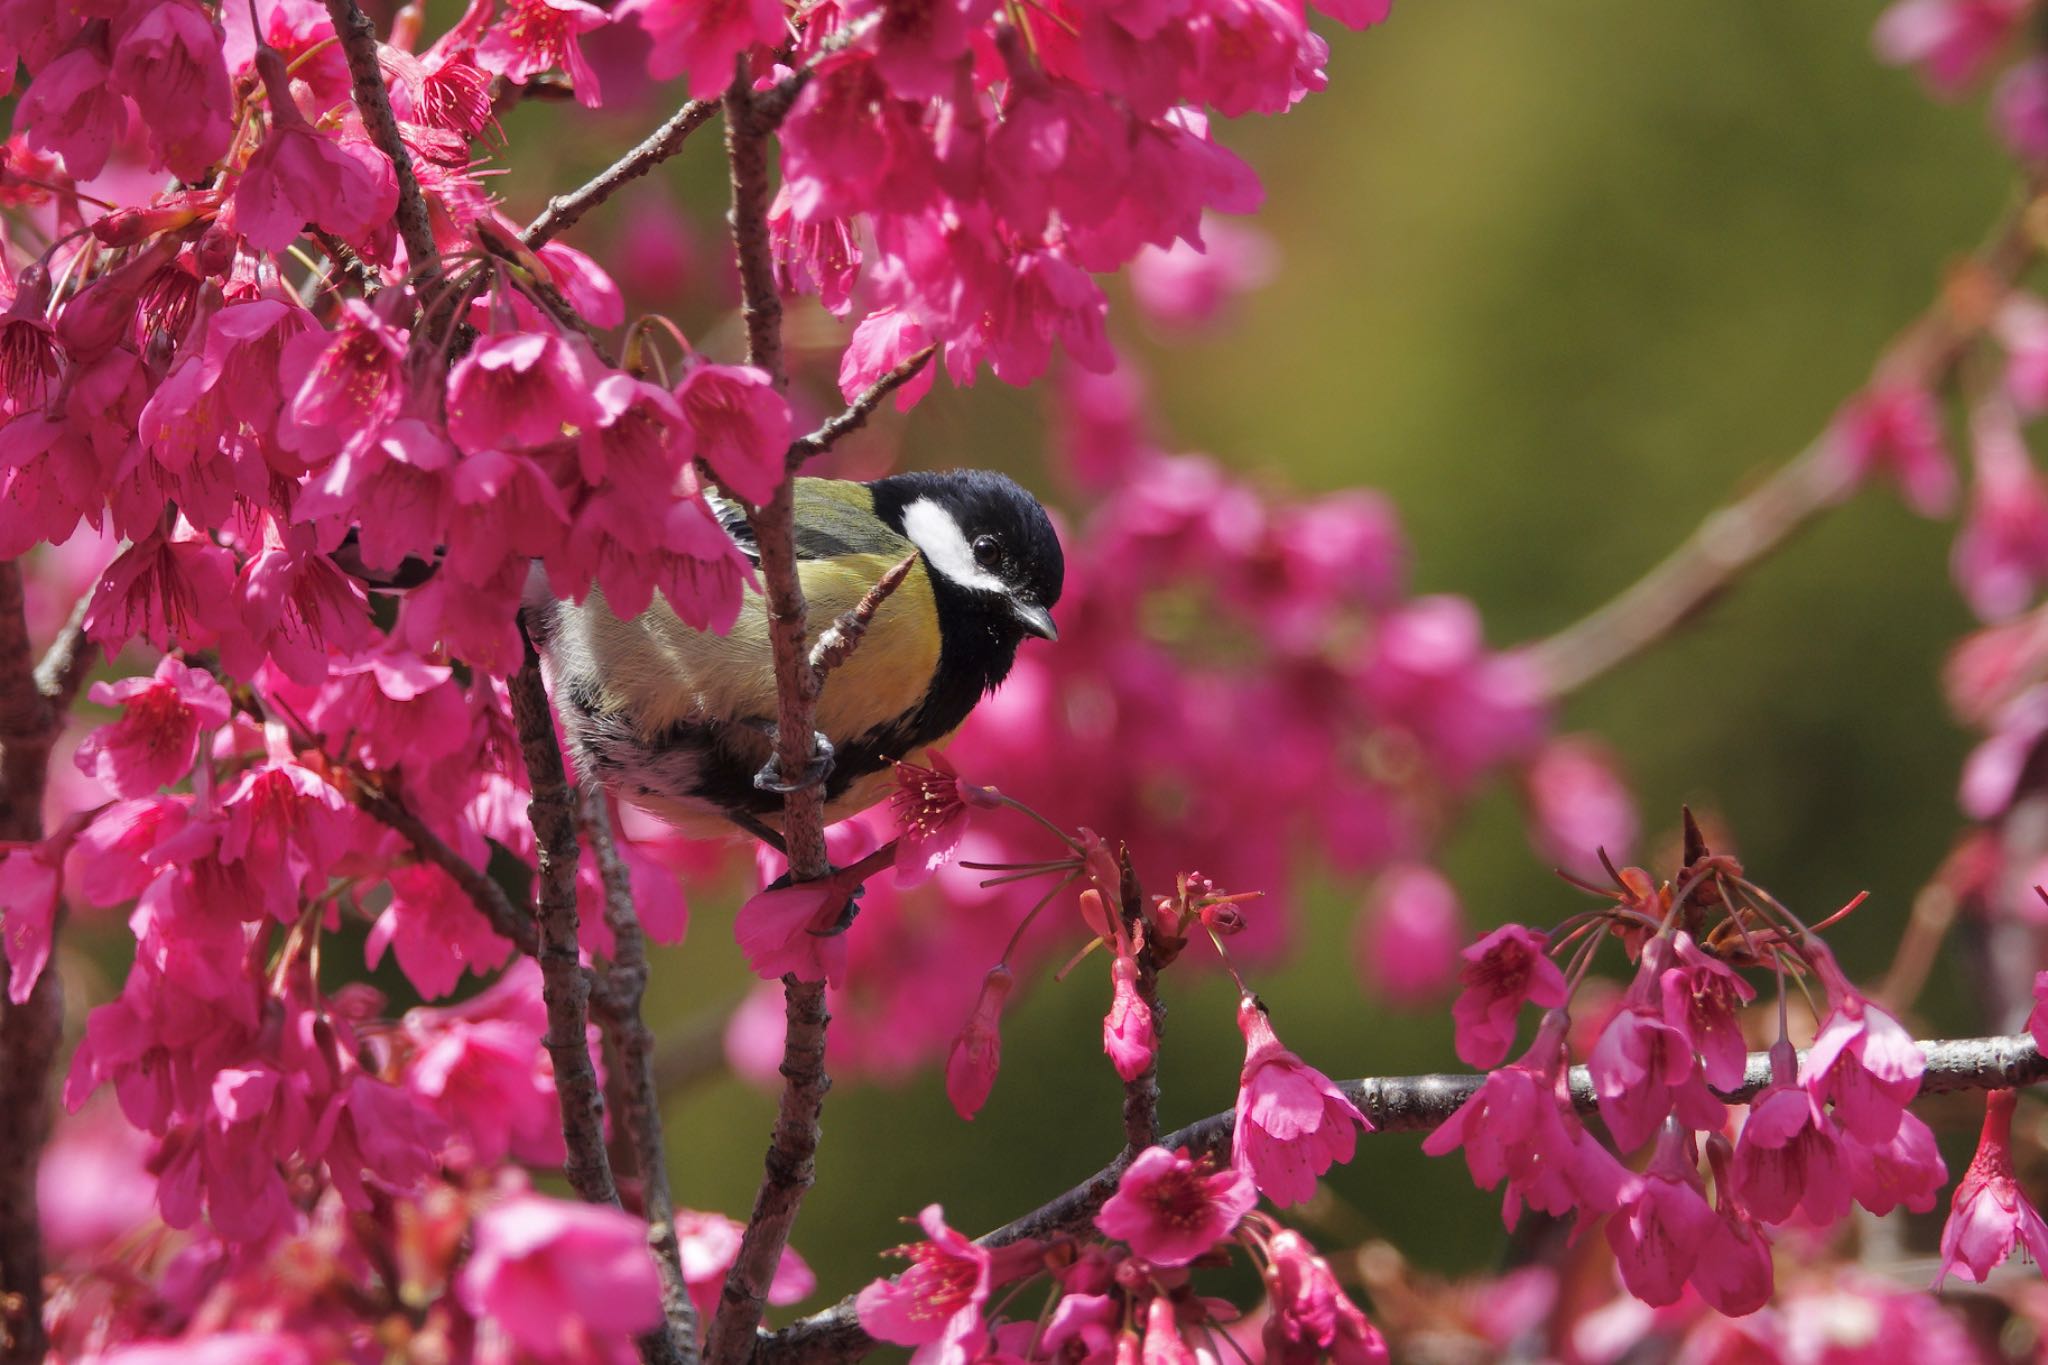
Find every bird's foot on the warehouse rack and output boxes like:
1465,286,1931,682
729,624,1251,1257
755,863,863,936
752,729,836,794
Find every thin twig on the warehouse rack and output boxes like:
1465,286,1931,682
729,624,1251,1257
32,593,94,716
523,99,720,248
507,650,621,1212
0,564,67,1365
807,554,918,689
757,1033,2048,1365
1116,848,1161,1157
582,792,697,1365
1523,196,2041,699
320,0,440,286
707,66,834,1365
786,346,939,472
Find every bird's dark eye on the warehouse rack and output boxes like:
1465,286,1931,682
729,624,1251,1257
972,535,1002,569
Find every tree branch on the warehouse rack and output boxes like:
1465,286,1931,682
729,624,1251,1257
523,99,721,249
707,69,835,1365
785,346,938,472
506,651,621,1212
0,564,73,1365
755,1032,2048,1364
807,554,917,689
320,0,439,287
1523,194,2041,699
582,792,698,1365
1117,852,1161,1157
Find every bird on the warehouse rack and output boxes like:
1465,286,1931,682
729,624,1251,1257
523,468,1064,840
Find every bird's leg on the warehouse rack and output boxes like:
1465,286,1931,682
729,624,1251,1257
746,721,836,796
726,811,787,854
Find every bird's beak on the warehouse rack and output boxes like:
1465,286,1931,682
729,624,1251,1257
1011,599,1059,642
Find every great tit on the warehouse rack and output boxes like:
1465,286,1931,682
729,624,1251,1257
524,469,1063,837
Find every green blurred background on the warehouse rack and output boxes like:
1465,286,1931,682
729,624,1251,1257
492,0,2015,1320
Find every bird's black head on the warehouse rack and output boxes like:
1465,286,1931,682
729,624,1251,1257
870,469,1065,645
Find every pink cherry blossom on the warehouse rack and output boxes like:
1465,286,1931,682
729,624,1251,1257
1260,1228,1390,1364
1804,947,1925,1143
1450,923,1567,1069
74,655,230,798
1659,932,1755,1092
1732,1042,1852,1226
476,0,609,106
856,1205,1040,1362
1520,734,1638,879
1095,1145,1254,1267
366,863,515,1000
17,37,123,182
234,54,396,252
1587,940,1724,1154
1103,954,1157,1083
674,361,793,505
1936,1088,2048,1286
1691,1135,1775,1317
1424,1010,1628,1231
1952,404,2048,622
446,331,601,455
1848,1108,1948,1217
892,752,999,886
944,965,1012,1120
1355,863,1464,1007
630,0,784,99
1232,997,1370,1207
675,1209,816,1318
1605,1122,1717,1308
0,845,60,1005
1826,384,1957,517
457,1192,665,1361
107,0,233,182
1874,0,2026,96
840,310,936,413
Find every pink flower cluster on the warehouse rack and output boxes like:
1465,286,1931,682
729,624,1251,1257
856,1172,1388,1365
34,1100,806,1365
1417,836,2021,1319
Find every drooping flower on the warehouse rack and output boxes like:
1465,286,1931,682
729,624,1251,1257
1587,937,1725,1154
1731,1041,1852,1226
1260,1228,1391,1364
1233,997,1370,1207
457,1192,665,1361
1520,734,1637,879
1660,932,1755,1092
1804,945,1925,1143
73,654,231,798
1103,954,1157,1083
1604,1122,1718,1308
1848,1108,1948,1217
234,53,396,252
1095,1145,1255,1267
1937,1088,2048,1286
1691,1134,1775,1317
674,361,793,505
1450,923,1568,1069
1423,1010,1629,1231
944,965,1012,1121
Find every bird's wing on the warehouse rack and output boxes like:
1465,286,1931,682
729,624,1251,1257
703,480,918,565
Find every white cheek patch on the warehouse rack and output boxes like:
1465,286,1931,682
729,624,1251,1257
901,497,1007,594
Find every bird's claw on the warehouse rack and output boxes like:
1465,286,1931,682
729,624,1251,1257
753,729,836,795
